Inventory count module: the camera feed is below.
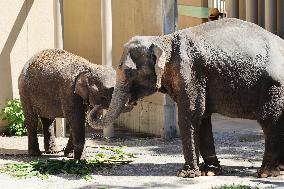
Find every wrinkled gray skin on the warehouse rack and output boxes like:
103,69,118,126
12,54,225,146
19,49,115,159
89,18,284,178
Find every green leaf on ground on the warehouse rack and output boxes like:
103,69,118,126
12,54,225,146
0,147,135,180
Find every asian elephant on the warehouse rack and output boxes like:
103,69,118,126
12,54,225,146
19,49,115,160
88,18,284,178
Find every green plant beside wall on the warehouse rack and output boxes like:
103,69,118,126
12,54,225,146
0,99,26,136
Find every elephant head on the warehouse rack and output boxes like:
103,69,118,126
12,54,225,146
88,36,168,128
75,68,115,119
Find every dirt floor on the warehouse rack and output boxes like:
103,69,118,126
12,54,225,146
0,115,283,189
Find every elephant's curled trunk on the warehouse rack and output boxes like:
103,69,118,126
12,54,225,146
87,85,129,129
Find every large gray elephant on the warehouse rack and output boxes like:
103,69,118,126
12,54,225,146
19,49,115,159
88,18,284,178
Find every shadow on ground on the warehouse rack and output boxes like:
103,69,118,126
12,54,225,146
74,183,183,189
251,179,284,188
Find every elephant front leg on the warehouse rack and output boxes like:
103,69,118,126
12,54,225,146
41,117,58,154
176,107,201,178
64,132,74,158
67,107,86,160
199,116,222,176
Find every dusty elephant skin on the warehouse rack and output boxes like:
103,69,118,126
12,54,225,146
18,49,116,159
89,18,284,178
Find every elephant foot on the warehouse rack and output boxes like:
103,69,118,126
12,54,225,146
28,148,42,156
279,161,284,171
257,166,280,178
64,147,74,158
279,164,284,171
199,162,222,176
176,164,201,178
73,145,86,160
45,148,59,154
74,151,86,160
45,145,59,154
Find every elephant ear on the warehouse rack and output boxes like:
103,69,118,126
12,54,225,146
150,43,166,89
75,73,98,100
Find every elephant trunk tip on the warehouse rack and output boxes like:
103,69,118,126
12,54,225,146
87,105,111,129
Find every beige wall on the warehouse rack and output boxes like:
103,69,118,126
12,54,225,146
112,0,164,105
112,0,166,136
0,0,168,136
63,0,102,64
112,0,163,67
177,0,208,29
63,0,166,136
0,0,56,127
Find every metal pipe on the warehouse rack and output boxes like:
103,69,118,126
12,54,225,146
101,0,114,137
239,0,246,20
54,0,63,49
277,0,284,38
208,0,214,8
163,0,177,139
54,0,65,137
214,0,219,8
265,0,277,33
226,0,239,18
101,0,112,68
258,0,265,28
246,0,258,23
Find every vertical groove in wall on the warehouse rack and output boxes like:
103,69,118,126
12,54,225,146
258,0,265,28
277,0,284,38
226,0,239,18
239,0,246,20
26,0,29,61
265,0,277,34
246,0,258,24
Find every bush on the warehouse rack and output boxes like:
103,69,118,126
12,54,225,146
0,99,26,136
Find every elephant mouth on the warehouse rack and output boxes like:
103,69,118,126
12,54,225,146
127,92,140,106
88,101,134,124
121,101,135,113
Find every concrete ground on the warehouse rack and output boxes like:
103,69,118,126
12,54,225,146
0,114,283,189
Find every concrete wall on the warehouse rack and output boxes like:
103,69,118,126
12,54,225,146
112,0,167,136
177,0,208,29
63,0,102,64
0,0,56,128
63,0,170,136
0,0,172,137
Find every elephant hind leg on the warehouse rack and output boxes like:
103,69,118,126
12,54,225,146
22,102,41,156
199,116,222,176
40,117,58,154
257,119,281,178
279,124,284,170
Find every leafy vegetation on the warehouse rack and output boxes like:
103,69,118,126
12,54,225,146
0,99,26,136
0,146,135,180
212,184,259,189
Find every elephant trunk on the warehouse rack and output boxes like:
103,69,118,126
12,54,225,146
88,68,130,129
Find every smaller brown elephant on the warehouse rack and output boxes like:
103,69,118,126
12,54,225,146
18,49,115,159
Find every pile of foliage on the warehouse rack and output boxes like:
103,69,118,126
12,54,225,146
0,99,26,136
0,146,135,180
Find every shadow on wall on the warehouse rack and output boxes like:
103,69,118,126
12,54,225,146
0,0,34,126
